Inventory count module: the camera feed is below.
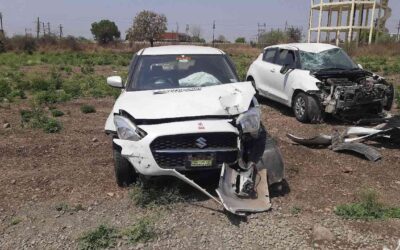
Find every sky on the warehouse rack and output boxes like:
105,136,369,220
0,0,399,42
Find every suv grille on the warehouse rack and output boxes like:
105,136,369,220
150,133,238,169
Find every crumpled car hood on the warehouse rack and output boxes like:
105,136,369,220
111,81,255,120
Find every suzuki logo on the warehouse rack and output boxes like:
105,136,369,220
195,137,207,149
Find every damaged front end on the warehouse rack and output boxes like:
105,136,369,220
310,69,394,118
112,99,285,216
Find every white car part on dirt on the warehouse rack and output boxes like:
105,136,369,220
287,116,400,162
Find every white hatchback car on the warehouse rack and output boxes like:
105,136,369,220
246,43,394,123
104,46,285,214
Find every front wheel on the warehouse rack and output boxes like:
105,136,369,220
113,143,138,187
293,92,323,123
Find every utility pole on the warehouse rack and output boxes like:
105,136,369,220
213,20,215,47
59,24,63,39
36,17,40,38
0,12,4,35
285,21,288,31
47,22,51,35
397,19,400,42
185,24,189,35
257,23,266,43
42,22,46,35
176,22,179,41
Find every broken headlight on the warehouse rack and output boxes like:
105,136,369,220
236,107,261,138
114,115,146,141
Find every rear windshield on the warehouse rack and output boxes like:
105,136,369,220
128,54,238,91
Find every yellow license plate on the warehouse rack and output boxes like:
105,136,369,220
190,159,213,167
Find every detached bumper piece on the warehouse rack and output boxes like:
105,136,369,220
216,164,271,216
287,116,400,162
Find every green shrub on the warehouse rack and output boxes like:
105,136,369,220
20,107,46,128
129,183,184,208
51,109,64,117
50,70,63,89
80,104,96,114
335,188,400,220
30,78,53,92
78,225,117,250
63,80,82,98
34,90,71,105
20,107,62,133
0,79,12,99
42,118,62,133
9,89,26,99
122,218,156,244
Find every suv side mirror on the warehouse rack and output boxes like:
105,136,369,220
107,76,123,88
280,64,293,74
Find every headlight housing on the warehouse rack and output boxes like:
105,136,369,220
114,115,146,141
236,107,261,138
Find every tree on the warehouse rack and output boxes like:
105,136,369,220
90,20,121,44
190,25,202,40
127,10,167,47
217,35,227,42
258,30,287,45
235,37,246,43
286,26,302,43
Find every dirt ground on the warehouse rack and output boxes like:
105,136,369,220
1,93,400,249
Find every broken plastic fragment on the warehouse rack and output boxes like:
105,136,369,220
216,164,271,215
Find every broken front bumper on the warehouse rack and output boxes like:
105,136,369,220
113,119,285,215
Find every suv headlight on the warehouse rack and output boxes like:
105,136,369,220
114,115,146,141
236,107,261,138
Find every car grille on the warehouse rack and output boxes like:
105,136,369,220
150,132,238,169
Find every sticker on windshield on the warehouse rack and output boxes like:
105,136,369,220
153,87,201,95
176,55,192,63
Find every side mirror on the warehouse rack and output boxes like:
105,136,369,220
107,76,123,88
358,64,363,69
280,64,293,74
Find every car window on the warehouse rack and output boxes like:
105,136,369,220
128,54,239,91
275,49,296,67
262,49,276,63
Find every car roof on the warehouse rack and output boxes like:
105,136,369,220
139,45,225,55
265,43,338,53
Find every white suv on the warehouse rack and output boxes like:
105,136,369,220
105,46,285,214
246,43,394,123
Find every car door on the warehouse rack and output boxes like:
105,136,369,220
268,49,297,104
256,48,279,96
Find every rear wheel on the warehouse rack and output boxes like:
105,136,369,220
293,92,323,123
113,142,138,187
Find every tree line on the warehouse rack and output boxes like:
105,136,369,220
0,9,304,53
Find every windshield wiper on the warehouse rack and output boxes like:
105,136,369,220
318,67,347,71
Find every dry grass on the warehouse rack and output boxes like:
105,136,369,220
351,43,400,58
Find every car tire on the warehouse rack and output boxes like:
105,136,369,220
113,143,138,187
293,92,323,123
